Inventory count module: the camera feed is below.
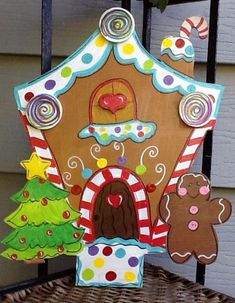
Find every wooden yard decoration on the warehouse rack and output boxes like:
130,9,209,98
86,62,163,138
1,8,231,287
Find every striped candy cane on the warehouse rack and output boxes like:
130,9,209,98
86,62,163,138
180,16,208,40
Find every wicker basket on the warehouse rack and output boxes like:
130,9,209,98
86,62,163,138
2,263,234,303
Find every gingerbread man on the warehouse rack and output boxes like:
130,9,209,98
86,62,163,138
159,173,232,265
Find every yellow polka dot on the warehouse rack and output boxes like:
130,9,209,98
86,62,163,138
123,44,135,55
94,257,105,268
162,38,173,48
95,35,108,47
97,158,108,169
99,127,106,133
125,271,136,282
144,127,150,132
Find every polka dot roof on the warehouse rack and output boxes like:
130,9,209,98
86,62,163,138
15,27,223,122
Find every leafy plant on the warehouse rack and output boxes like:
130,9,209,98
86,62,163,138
149,0,169,12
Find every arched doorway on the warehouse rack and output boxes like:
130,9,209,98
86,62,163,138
78,166,152,244
93,181,138,239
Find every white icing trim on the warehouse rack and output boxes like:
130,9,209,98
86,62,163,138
218,198,225,224
165,195,171,223
171,252,192,258
198,254,216,260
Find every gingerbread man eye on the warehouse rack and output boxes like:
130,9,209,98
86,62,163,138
188,183,192,187
197,182,200,186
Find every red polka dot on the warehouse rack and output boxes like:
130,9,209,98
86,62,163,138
138,131,144,137
11,254,18,260
88,127,95,133
57,245,64,253
21,215,28,222
71,185,82,195
63,211,70,219
23,191,29,198
102,246,113,256
73,232,80,239
19,237,26,244
41,198,48,206
47,230,53,236
105,271,117,281
175,38,185,48
37,251,44,258
24,92,34,101
39,178,46,184
146,183,156,193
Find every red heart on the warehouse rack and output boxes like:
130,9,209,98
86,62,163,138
99,93,127,114
106,194,123,208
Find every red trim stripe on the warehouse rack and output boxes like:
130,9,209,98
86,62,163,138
79,201,93,212
180,27,190,38
196,17,204,29
47,174,62,184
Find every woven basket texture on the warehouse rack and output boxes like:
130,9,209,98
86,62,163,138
2,264,235,303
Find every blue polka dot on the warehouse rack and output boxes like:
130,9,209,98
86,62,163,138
185,45,194,56
115,248,126,259
82,168,93,179
187,84,196,92
82,53,93,64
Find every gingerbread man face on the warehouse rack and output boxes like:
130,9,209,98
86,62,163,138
159,173,232,265
177,173,210,199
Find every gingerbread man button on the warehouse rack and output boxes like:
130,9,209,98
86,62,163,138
159,173,232,265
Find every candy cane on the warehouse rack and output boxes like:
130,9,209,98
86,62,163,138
180,16,208,40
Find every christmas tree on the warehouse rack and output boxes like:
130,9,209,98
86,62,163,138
1,152,84,261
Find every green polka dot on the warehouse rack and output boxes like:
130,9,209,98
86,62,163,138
143,60,154,70
61,66,72,78
101,133,109,141
135,165,147,175
125,124,132,131
82,268,94,281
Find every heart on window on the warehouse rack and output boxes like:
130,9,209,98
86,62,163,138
106,194,123,208
99,93,127,114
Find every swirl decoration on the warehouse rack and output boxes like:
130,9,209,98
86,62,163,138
68,156,85,170
179,93,213,128
90,144,108,169
140,146,159,165
90,144,101,161
62,156,93,185
154,163,166,186
99,8,135,43
113,142,127,165
62,172,73,187
26,94,62,130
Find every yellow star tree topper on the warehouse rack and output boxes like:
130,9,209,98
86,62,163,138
20,152,51,180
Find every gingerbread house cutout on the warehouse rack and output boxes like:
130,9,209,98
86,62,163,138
14,9,224,286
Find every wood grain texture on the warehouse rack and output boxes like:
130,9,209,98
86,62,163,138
146,187,235,297
0,0,234,63
0,56,234,188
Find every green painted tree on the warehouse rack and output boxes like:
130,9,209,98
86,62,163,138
1,162,84,261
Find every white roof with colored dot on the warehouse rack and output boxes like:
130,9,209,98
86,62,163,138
15,22,224,121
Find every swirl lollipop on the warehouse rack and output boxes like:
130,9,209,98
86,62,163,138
99,8,135,43
26,94,62,130
179,93,213,127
